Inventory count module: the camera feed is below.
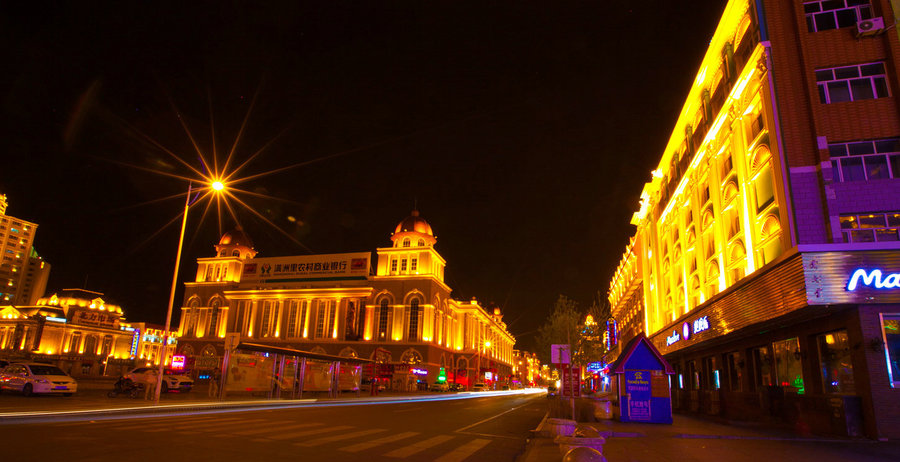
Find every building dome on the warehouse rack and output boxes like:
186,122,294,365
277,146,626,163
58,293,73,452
218,226,255,249
215,226,257,259
394,210,433,236
391,210,437,247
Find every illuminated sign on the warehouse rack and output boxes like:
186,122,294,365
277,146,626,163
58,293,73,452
667,316,711,346
46,317,67,323
241,252,370,283
847,269,900,291
693,316,710,333
410,368,427,376
485,371,493,381
129,329,140,357
172,355,185,370
666,330,680,346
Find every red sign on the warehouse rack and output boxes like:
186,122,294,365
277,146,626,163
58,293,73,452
561,366,581,397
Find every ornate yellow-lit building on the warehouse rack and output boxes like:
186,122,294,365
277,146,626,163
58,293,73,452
175,211,516,390
0,194,51,306
0,289,164,377
607,0,900,439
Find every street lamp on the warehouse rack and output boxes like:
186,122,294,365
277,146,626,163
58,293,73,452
154,180,225,405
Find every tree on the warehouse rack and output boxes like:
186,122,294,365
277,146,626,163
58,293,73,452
536,295,582,365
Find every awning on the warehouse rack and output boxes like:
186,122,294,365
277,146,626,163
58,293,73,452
235,342,374,364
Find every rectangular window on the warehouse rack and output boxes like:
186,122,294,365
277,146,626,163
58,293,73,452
400,259,407,272
839,212,900,243
315,301,328,339
817,62,888,104
818,330,855,394
773,338,805,394
286,301,298,338
327,300,337,338
410,258,418,272
390,259,398,273
804,0,872,32
726,352,742,392
752,346,773,390
881,314,900,388
830,138,900,182
260,302,272,337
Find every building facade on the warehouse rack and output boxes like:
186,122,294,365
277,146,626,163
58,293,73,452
607,0,900,438
0,289,146,377
175,211,516,391
0,194,51,305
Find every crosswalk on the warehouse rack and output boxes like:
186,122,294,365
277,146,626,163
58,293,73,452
47,414,503,460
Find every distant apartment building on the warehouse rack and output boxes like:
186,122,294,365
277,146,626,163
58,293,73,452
607,0,900,439
0,194,50,305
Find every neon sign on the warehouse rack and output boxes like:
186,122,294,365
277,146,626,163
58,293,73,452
172,355,185,370
129,329,140,358
666,330,680,346
693,316,710,333
410,368,427,376
847,269,900,291
682,322,691,341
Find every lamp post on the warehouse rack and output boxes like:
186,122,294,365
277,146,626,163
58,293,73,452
153,180,224,405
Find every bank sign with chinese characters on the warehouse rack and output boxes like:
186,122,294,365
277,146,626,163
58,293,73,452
803,250,900,305
241,252,370,283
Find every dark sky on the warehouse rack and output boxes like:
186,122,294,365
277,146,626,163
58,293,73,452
1,1,726,350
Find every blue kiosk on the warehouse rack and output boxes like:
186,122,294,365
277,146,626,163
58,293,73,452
610,334,674,424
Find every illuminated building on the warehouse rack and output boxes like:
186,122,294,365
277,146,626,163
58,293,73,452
175,211,516,390
0,289,140,377
607,0,900,438
0,193,51,305
513,349,542,387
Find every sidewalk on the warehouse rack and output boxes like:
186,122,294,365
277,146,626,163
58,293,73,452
518,403,900,462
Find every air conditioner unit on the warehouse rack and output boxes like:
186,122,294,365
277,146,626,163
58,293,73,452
856,17,885,37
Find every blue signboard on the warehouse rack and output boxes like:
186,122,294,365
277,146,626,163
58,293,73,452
625,370,652,421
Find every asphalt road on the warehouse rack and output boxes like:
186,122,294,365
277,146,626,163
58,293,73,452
1,393,547,462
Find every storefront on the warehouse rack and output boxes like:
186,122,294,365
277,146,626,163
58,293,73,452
650,249,900,439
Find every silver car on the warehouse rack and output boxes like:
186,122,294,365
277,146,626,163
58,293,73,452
0,363,78,396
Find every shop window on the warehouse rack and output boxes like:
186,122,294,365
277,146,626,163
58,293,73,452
726,352,743,392
752,346,773,390
817,330,855,394
881,314,900,388
703,356,720,389
773,338,805,394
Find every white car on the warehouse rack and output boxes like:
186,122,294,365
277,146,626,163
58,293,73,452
124,367,193,393
0,363,78,396
472,382,488,391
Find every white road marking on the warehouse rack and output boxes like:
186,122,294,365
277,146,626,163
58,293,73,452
341,431,421,453
294,428,387,447
433,438,492,462
255,424,353,441
229,422,319,436
383,435,455,458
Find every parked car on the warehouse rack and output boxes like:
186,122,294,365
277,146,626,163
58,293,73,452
0,362,77,396
547,383,558,397
123,367,193,393
472,382,487,391
447,383,463,392
428,382,449,392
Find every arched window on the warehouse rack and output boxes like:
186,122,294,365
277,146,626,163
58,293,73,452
417,239,425,247
408,299,421,341
232,250,240,257
400,348,423,365
186,298,200,337
208,298,221,338
402,238,411,248
339,347,358,358
378,298,390,339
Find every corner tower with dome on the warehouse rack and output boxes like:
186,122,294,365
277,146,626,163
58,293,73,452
174,210,516,393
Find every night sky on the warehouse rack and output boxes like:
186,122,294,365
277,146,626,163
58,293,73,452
1,1,726,349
